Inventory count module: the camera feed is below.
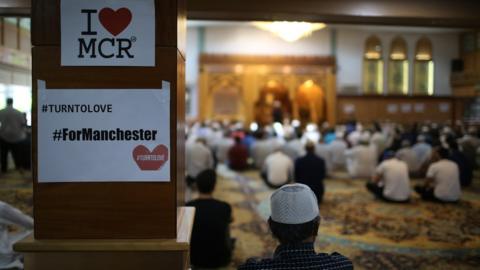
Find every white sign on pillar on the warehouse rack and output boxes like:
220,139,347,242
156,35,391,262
37,80,170,182
61,0,155,66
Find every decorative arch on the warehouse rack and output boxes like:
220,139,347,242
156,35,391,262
295,80,324,124
363,35,383,94
254,80,292,125
414,37,434,95
388,36,409,95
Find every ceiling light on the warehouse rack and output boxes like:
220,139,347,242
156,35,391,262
253,21,326,42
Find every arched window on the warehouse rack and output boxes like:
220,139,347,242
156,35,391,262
414,37,434,95
388,37,408,95
363,35,383,94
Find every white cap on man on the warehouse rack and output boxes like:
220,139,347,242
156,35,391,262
270,183,320,224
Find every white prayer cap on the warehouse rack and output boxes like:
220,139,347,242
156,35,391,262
270,183,319,224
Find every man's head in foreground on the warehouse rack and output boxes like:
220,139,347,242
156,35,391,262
268,183,320,244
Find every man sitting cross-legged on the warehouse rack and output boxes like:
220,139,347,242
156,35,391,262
366,151,411,203
415,147,461,203
186,169,234,268
239,183,353,270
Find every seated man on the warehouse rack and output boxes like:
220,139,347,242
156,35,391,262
0,201,34,269
447,138,473,187
185,137,214,186
329,131,347,170
282,130,305,161
415,148,461,203
395,140,421,176
261,147,293,189
295,141,326,203
315,137,332,175
239,184,353,270
366,151,411,203
228,136,249,171
186,169,233,268
411,135,432,171
345,132,377,178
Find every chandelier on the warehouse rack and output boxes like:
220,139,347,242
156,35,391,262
253,21,326,42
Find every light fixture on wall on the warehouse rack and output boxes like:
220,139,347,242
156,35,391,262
252,21,326,42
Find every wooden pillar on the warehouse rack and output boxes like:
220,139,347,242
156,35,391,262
29,0,185,239
326,67,337,125
16,0,191,269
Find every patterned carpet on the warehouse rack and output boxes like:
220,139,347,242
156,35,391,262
212,166,480,270
1,168,480,269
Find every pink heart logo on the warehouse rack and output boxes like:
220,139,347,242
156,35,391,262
132,145,169,171
98,7,132,36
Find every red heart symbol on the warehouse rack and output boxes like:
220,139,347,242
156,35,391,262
98,7,132,36
132,145,169,171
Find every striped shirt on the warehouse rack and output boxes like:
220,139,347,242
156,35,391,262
238,242,353,270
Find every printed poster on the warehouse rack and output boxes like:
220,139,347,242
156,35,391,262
61,0,155,66
37,80,170,182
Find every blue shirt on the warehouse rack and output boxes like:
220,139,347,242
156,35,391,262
238,242,353,270
324,132,336,145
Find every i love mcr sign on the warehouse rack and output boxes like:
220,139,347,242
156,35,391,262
61,0,155,66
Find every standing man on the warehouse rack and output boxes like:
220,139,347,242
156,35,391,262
366,151,411,203
295,141,326,203
0,98,26,174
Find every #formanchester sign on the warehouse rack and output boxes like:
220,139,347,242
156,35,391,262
61,0,155,66
37,80,170,182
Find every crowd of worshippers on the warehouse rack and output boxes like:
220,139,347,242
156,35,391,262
186,120,479,204
184,120,478,269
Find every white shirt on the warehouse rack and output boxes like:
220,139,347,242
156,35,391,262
315,143,332,173
282,139,305,161
262,151,293,186
0,106,26,143
251,139,275,169
426,159,461,202
185,141,214,178
412,142,432,165
215,137,234,163
347,130,361,146
370,132,387,157
345,145,377,178
0,201,33,269
329,139,347,169
396,147,420,172
375,158,411,201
